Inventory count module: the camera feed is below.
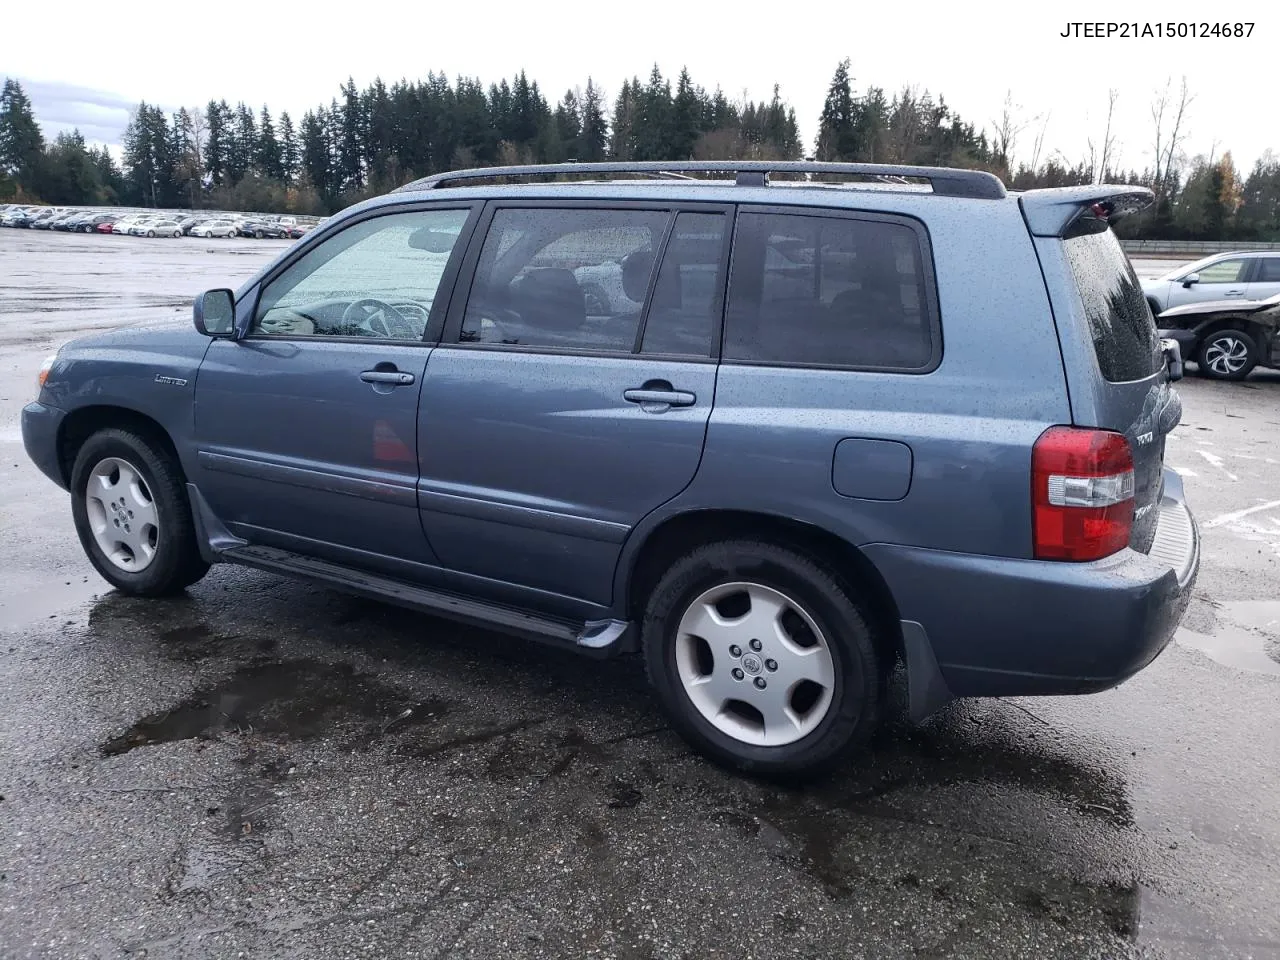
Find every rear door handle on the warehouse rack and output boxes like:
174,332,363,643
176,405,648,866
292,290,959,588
360,369,415,385
624,388,696,407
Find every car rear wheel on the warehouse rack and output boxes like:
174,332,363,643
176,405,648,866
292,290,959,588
70,428,209,596
1198,328,1257,381
642,540,882,779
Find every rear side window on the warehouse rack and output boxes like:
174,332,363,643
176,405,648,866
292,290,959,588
1256,257,1280,282
1063,230,1162,382
723,211,935,369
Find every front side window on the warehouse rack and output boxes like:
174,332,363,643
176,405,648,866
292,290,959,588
253,208,470,339
640,212,727,357
461,208,669,350
1195,259,1249,284
723,211,934,369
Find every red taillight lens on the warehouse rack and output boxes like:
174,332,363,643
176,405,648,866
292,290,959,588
1032,426,1135,561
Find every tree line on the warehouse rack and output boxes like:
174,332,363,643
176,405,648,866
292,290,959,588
2,67,1278,241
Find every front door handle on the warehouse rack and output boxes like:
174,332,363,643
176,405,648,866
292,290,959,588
360,369,415,385
1224,289,1245,297
624,388,696,407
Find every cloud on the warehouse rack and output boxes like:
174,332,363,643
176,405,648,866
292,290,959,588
17,78,182,150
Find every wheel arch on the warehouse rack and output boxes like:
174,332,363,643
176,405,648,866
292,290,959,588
57,405,184,488
620,509,904,666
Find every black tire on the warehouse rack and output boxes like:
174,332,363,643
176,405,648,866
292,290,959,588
146,229,156,238
641,540,882,779
1197,328,1257,381
70,428,210,596
254,229,264,239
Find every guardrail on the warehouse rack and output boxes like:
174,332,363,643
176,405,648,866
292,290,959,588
1122,240,1280,255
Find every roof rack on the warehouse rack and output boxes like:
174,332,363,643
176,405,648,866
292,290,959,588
394,161,1007,200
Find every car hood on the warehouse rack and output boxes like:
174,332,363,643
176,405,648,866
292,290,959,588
1158,292,1280,321
61,314,204,354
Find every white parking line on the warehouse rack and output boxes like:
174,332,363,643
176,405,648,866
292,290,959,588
1197,450,1239,481
1205,500,1280,529
1169,465,1198,477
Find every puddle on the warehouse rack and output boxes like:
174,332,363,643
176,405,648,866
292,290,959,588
100,659,452,756
1176,625,1280,677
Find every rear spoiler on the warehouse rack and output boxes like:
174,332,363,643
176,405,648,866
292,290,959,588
1019,185,1154,238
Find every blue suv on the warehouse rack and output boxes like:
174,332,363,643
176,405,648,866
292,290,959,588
22,161,1199,777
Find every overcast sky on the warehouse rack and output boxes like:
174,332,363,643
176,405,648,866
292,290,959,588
5,0,1273,175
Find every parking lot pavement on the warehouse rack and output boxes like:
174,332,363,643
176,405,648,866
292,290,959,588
1,230,1279,959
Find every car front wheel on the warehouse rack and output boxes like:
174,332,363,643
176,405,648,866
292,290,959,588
642,540,882,779
70,428,210,596
1198,328,1257,380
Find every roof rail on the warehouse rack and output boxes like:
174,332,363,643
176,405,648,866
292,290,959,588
393,161,1007,200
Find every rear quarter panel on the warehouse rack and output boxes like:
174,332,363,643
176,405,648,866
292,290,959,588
616,196,1073,598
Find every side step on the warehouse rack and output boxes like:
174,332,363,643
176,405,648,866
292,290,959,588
220,544,633,658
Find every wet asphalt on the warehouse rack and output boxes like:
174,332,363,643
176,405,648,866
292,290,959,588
1,230,1279,960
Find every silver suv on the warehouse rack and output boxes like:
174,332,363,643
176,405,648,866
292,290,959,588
1142,251,1280,314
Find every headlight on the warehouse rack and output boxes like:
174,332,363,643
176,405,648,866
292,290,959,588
37,353,57,389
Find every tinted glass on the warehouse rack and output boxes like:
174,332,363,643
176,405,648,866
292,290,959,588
253,209,469,339
723,212,933,369
640,212,726,357
1196,259,1248,283
462,208,669,350
1255,257,1280,283
1063,230,1162,382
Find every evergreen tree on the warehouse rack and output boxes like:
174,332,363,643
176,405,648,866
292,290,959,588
670,68,701,160
204,99,229,185
578,79,608,162
816,59,855,160
280,111,299,185
0,79,45,183
227,102,256,182
339,77,364,189
554,90,581,158
257,105,283,181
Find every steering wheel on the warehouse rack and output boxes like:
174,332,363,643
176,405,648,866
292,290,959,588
341,297,417,339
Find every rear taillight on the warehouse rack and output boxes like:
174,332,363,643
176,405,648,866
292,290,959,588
1032,426,1134,561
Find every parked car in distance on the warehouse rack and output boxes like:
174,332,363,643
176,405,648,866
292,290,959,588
79,213,120,233
191,219,239,238
21,161,1200,778
1158,292,1280,380
112,218,143,235
1142,251,1280,315
235,218,289,239
96,218,122,234
136,219,184,238
177,216,208,236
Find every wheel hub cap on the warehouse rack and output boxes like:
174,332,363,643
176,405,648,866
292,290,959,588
85,457,159,572
674,581,836,747
1206,337,1248,374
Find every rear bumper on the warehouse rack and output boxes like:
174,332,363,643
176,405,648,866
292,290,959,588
22,400,69,490
867,468,1199,705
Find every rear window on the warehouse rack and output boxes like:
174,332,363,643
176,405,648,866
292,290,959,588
1063,229,1162,382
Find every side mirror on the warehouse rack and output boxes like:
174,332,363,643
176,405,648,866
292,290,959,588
1181,273,1200,288
1161,338,1184,382
194,289,236,337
